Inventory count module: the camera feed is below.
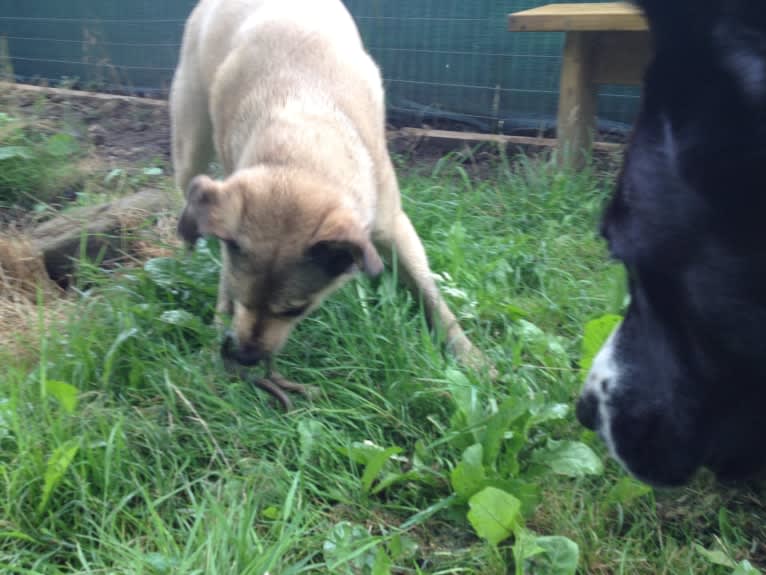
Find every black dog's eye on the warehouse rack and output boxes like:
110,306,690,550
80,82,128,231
280,305,309,318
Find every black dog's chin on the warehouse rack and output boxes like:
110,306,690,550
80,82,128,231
575,392,600,431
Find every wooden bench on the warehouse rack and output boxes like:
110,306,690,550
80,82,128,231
508,2,650,166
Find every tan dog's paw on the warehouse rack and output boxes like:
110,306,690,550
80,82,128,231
448,337,498,380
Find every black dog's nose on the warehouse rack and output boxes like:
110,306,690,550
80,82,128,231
576,392,600,430
221,333,264,366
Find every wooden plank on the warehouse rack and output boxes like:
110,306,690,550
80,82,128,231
0,81,167,107
509,2,647,32
29,189,179,283
592,31,651,85
557,32,598,167
396,127,623,152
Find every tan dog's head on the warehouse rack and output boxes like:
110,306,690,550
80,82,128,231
177,168,383,366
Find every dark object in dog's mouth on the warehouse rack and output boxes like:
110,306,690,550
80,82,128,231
222,354,319,411
250,376,294,411
248,372,319,411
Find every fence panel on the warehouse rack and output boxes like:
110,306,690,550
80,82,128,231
0,0,639,134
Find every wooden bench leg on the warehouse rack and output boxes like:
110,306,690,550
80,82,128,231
557,32,597,169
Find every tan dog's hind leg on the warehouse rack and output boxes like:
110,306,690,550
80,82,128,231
385,212,482,360
377,217,491,374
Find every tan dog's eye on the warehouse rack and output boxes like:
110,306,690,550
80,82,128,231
223,239,242,255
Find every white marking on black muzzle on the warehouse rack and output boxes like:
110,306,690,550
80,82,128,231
578,327,626,468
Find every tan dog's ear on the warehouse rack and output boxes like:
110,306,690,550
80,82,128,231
308,211,383,277
177,175,241,247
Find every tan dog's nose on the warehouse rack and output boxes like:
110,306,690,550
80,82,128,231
221,332,267,366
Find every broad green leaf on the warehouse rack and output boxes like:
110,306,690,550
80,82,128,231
483,398,529,469
486,478,541,517
372,547,392,575
517,320,569,368
524,535,580,575
44,133,78,157
38,440,79,514
450,443,486,500
580,314,622,375
361,446,403,494
43,380,79,414
142,166,164,176
731,560,760,575
513,529,546,575
499,412,532,477
261,506,280,520
344,441,377,464
388,533,419,562
530,403,569,426
446,368,483,431
0,145,33,160
323,521,377,571
695,544,736,568
297,419,323,463
606,476,652,505
467,487,521,546
531,440,604,478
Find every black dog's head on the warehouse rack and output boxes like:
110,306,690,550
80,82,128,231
577,0,766,486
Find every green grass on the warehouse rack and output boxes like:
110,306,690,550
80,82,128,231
1,147,765,574
0,112,83,210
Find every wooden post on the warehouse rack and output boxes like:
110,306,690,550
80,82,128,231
557,32,597,168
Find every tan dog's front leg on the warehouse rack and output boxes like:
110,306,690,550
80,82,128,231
214,251,233,331
383,211,493,374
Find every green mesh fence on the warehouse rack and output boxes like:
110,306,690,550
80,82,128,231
0,0,639,135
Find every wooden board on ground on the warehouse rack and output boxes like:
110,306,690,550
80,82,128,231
396,127,623,152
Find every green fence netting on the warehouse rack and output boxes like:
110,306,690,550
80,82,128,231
0,0,640,135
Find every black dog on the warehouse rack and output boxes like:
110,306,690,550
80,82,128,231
577,0,766,486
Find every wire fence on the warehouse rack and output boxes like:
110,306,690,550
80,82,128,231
0,0,640,136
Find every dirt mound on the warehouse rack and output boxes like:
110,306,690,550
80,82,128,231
0,233,68,359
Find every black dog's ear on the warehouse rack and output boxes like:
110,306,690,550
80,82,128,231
177,175,242,248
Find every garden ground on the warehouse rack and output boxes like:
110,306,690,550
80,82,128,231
0,84,764,574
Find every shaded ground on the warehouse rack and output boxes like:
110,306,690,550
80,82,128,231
0,83,171,167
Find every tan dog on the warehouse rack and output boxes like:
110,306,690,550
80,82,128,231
171,0,487,395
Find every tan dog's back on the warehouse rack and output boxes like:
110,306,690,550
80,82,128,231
174,0,386,195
